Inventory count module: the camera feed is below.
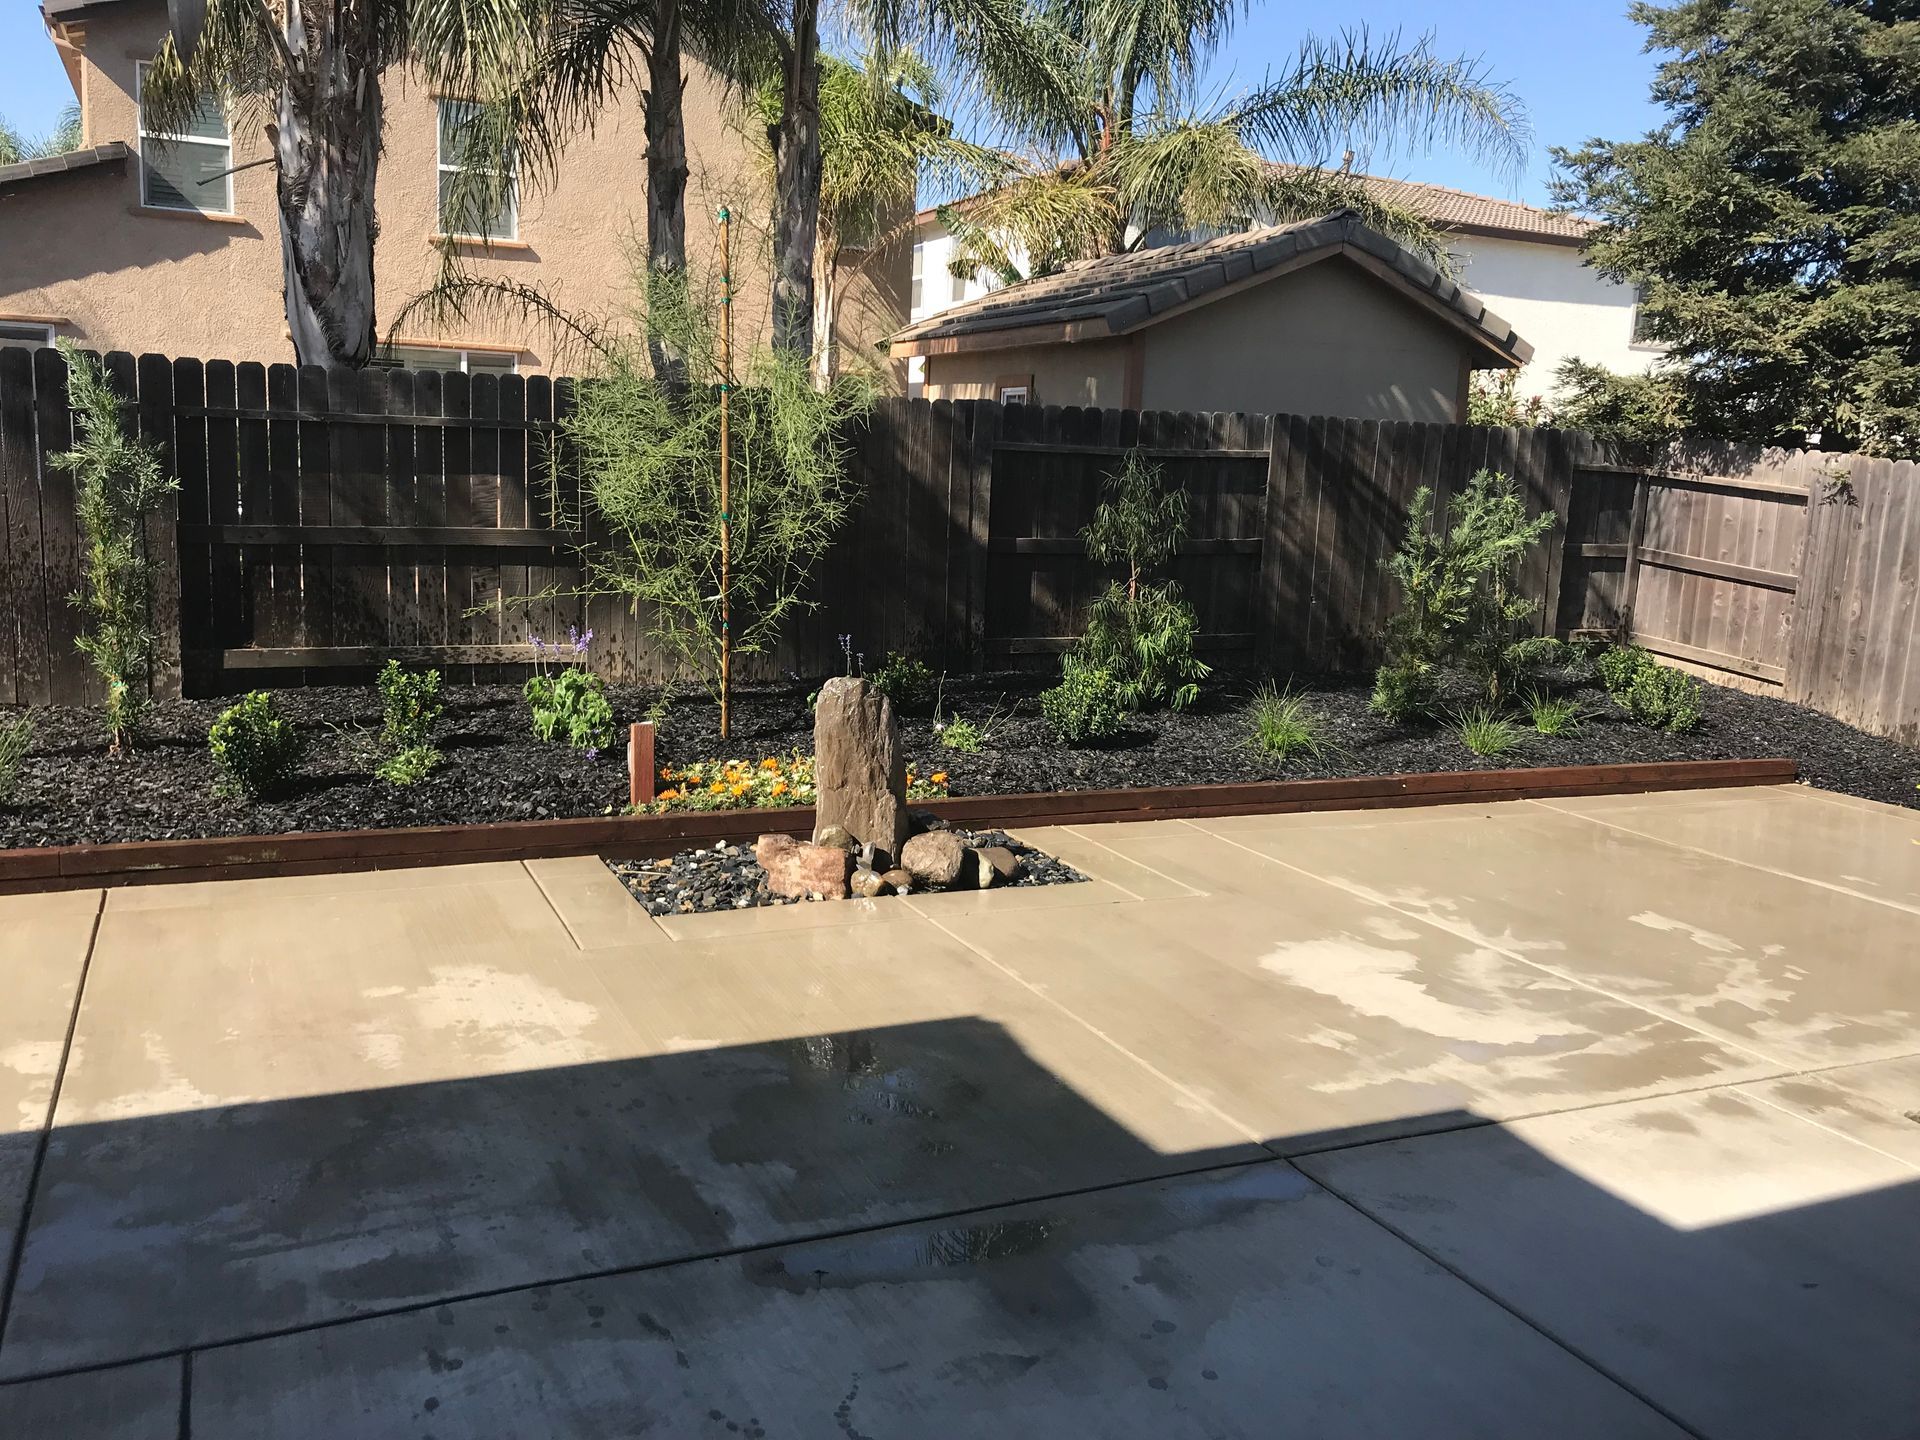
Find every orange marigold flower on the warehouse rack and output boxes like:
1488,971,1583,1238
931,772,947,785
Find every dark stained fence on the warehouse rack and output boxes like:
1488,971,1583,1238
3,353,1918,745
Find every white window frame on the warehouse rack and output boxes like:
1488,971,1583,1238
0,320,56,350
436,99,518,242
135,61,233,215
379,344,519,376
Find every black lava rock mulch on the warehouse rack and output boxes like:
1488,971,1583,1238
1,667,1913,850
605,829,1086,917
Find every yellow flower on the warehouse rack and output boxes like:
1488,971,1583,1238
709,782,725,794
931,772,947,785
761,757,779,770
771,779,788,796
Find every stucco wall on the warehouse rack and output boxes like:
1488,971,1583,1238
1,0,906,378
1446,234,1659,399
922,337,1131,407
1135,257,1471,422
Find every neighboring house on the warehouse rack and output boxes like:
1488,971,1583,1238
907,171,1657,402
890,211,1530,424
0,0,909,378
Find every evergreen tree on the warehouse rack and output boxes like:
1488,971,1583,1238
1554,0,1920,457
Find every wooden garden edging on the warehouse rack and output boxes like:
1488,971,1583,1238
0,757,1797,895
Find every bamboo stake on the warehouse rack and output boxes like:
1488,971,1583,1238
718,206,733,740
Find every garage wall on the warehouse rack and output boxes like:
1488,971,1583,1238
922,338,1131,407
1141,257,1471,422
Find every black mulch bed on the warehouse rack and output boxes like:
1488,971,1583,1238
1,667,1913,849
605,828,1086,917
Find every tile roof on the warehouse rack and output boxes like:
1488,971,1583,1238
890,210,1531,365
0,142,132,191
1310,169,1593,245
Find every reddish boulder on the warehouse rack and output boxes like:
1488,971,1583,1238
754,834,852,900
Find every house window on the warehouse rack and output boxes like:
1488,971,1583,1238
950,265,969,304
136,61,232,214
0,321,55,351
437,99,518,240
996,376,1031,405
910,247,924,312
378,344,519,375
1631,282,1659,345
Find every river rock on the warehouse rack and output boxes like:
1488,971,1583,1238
813,677,910,867
815,823,856,852
901,829,968,887
754,833,851,900
974,846,1022,888
882,867,914,893
850,867,890,899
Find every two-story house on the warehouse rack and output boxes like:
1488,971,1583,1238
906,171,1660,403
1,0,909,377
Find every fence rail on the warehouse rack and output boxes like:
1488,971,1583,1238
2,350,1916,745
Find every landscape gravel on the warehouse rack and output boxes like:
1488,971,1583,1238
1,668,1912,849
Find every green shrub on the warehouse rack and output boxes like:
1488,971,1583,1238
1074,580,1211,712
0,713,33,804
1249,683,1331,761
869,652,937,713
525,667,616,753
1376,469,1558,715
1070,449,1211,710
1524,688,1586,736
940,717,984,753
1370,661,1437,723
1455,705,1525,759
1597,643,1655,698
209,692,305,799
377,661,443,751
376,744,442,787
1041,659,1127,745
1624,665,1705,732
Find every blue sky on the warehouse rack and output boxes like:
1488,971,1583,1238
1,0,1664,206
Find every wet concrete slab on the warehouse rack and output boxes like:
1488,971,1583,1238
1197,800,1920,1068
0,1357,181,1438
1301,1088,1920,1440
1739,1054,1920,1168
1536,784,1920,912
2,892,1255,1376
522,855,673,950
929,865,1774,1152
0,889,98,1260
187,1162,1687,1440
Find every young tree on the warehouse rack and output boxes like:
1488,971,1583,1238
52,344,179,754
560,263,875,738
1554,0,1920,457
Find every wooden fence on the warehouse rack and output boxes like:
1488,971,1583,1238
2,352,1916,744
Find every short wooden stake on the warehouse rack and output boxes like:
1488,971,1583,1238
628,721,656,809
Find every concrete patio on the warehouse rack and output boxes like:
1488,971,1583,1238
1,782,1916,1438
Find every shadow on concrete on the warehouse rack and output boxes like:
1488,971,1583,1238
0,1014,1913,1438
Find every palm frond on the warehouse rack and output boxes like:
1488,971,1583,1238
1227,27,1529,181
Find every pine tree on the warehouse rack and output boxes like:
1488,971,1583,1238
1554,0,1920,457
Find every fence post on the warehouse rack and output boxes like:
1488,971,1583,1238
1620,472,1650,642
627,721,656,810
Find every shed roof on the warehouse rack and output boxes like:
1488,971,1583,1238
890,211,1531,366
0,142,132,192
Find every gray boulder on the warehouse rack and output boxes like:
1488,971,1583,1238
901,829,968,887
813,677,910,868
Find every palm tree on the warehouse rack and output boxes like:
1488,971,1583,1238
146,1,555,370
754,49,1009,380
877,6,1530,281
0,105,85,165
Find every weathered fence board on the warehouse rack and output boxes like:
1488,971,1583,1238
3,352,1917,744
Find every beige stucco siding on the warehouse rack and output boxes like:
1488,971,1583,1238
1140,257,1469,421
1,0,905,380
922,337,1130,407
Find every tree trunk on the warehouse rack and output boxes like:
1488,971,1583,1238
769,0,822,359
644,0,689,384
276,5,381,369
811,232,837,387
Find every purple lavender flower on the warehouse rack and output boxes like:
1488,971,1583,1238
584,747,600,762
